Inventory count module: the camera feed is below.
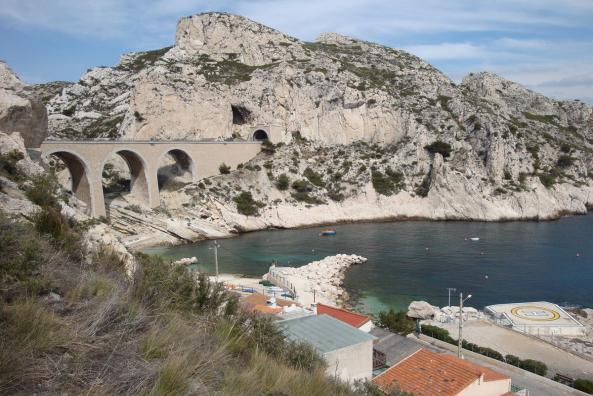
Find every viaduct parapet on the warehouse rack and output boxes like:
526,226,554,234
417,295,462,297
39,140,262,218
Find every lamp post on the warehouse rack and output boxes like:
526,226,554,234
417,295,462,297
458,292,472,359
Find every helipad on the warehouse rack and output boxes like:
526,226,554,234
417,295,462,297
485,301,586,336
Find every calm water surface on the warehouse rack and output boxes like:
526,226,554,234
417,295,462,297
143,213,593,313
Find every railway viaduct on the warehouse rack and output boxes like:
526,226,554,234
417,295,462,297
39,140,262,218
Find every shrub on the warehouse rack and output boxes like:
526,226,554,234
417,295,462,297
421,324,457,344
0,149,25,181
560,143,572,153
574,379,593,394
275,174,290,191
372,170,395,196
539,172,557,188
233,191,264,216
291,191,325,205
328,188,345,202
291,179,312,193
424,141,452,158
260,139,275,155
377,309,415,335
125,204,143,214
520,359,548,376
557,154,574,168
25,173,61,209
32,207,70,242
219,163,231,174
505,354,520,367
415,174,431,197
303,167,324,187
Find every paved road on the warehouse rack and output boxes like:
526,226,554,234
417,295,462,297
413,334,588,396
431,319,593,380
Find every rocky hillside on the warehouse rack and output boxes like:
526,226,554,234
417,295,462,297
2,12,593,246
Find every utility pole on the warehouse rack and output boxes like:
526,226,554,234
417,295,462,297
447,287,456,307
213,240,219,282
458,292,472,359
458,293,463,358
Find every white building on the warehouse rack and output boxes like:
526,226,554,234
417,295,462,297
279,314,376,383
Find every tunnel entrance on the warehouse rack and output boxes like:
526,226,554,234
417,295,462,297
253,129,269,141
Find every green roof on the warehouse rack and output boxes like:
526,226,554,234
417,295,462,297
279,314,375,354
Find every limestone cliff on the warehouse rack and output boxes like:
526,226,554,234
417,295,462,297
0,61,48,147
4,12,593,246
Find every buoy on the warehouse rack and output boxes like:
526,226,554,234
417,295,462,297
485,275,489,279
576,253,580,257
425,247,429,251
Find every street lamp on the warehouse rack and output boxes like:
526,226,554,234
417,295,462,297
458,293,472,359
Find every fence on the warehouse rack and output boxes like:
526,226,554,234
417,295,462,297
266,268,297,300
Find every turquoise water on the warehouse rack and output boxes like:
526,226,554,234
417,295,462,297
143,213,593,314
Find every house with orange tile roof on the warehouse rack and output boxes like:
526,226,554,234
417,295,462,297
372,348,512,396
315,303,374,332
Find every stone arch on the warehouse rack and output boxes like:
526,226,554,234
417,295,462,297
252,129,269,141
46,149,94,214
157,148,196,189
101,148,152,206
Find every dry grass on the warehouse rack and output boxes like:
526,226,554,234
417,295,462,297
0,208,375,395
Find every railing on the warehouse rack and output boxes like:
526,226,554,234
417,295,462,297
266,268,297,299
42,139,261,145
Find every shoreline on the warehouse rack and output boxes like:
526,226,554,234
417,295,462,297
133,209,592,251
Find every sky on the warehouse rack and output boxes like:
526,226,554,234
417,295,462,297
1,0,592,103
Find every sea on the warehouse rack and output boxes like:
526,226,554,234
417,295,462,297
143,212,593,314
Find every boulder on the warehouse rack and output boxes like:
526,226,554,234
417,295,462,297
407,300,438,320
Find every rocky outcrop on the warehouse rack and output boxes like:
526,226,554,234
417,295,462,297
0,61,48,148
3,12,590,247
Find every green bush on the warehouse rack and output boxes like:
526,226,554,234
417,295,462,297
415,174,431,197
505,354,520,366
519,359,548,376
424,141,452,158
275,174,290,190
25,173,61,209
574,378,593,394
377,309,415,335
557,154,574,168
303,167,324,187
420,324,457,344
219,163,231,174
233,191,264,216
539,172,557,188
125,204,143,214
560,143,572,153
260,139,275,155
291,180,312,193
0,150,25,181
291,191,325,205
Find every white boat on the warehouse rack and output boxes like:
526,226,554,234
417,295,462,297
470,237,480,241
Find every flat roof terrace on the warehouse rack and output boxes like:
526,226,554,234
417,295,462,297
485,301,585,331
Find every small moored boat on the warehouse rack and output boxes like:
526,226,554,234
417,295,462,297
319,229,337,236
470,237,480,241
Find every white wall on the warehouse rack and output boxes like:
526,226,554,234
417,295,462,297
324,340,374,383
358,320,374,333
457,377,511,396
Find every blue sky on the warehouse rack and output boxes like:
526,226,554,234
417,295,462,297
1,0,592,103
